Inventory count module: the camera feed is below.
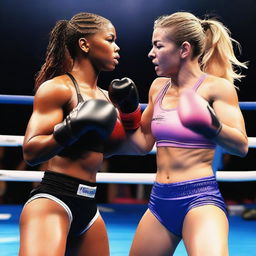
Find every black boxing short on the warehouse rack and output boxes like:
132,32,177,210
24,170,98,236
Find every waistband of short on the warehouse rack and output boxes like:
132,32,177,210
152,176,219,198
156,140,216,149
40,170,97,198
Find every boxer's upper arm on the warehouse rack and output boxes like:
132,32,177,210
212,79,246,136
23,81,72,145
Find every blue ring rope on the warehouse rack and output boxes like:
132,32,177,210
0,95,255,110
0,95,34,105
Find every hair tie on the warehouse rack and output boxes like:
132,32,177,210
201,21,210,31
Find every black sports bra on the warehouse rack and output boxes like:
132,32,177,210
57,73,110,158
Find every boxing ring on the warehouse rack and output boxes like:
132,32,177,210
0,94,256,256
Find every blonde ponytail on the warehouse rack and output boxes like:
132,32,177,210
154,12,247,84
200,19,248,83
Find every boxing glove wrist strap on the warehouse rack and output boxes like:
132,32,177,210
119,105,141,130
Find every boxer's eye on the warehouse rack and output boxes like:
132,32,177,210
156,45,163,49
107,35,115,43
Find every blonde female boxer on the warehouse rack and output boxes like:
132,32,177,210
109,12,248,256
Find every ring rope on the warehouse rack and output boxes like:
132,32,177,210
1,94,256,110
0,135,24,147
1,135,256,150
0,95,34,105
0,170,256,183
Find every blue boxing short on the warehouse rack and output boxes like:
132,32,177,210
24,170,99,236
148,175,228,237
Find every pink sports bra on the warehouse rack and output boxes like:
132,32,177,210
151,74,216,149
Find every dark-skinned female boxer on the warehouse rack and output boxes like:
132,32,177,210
20,12,140,256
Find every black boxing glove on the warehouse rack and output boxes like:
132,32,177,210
53,99,117,147
108,77,141,130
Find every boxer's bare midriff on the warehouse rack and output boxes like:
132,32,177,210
155,147,215,183
48,152,104,182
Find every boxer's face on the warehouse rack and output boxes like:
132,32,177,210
148,27,181,77
82,22,120,71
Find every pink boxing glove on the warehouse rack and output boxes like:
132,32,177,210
177,89,222,139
